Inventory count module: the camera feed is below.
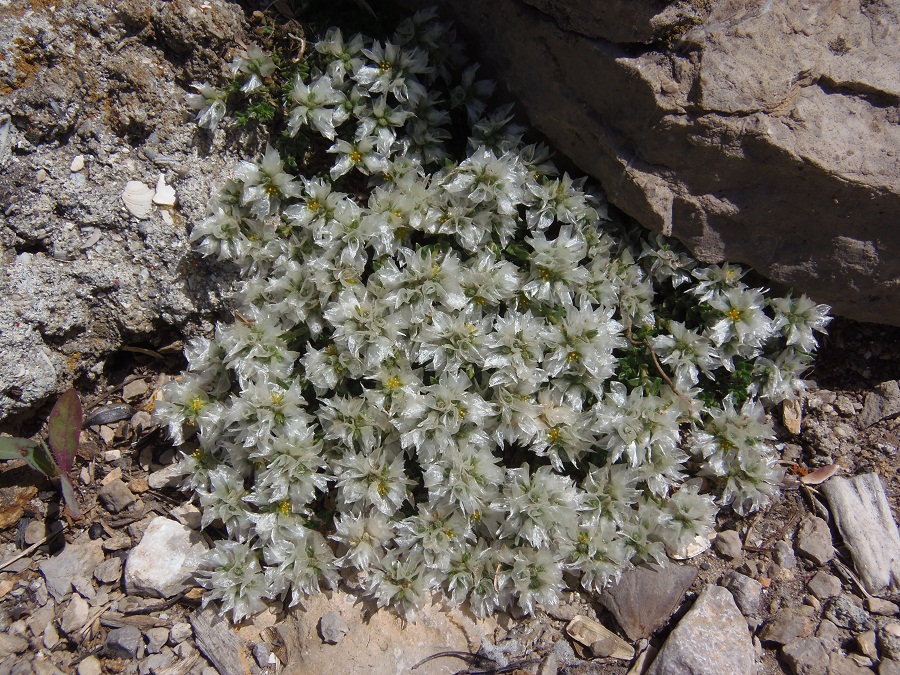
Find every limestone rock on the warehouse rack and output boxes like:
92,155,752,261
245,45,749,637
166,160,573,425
822,473,900,595
410,0,900,325
318,612,348,645
795,516,834,566
98,479,136,514
106,625,143,660
859,381,900,428
760,606,816,646
646,584,755,675
124,517,208,598
38,537,105,602
782,637,829,675
722,571,762,617
279,589,494,675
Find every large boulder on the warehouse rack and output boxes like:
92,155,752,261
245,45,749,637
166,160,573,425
0,0,247,422
416,0,900,325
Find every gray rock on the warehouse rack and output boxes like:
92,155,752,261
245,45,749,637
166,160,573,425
880,623,900,661
859,381,900,428
98,479,136,514
722,571,762,617
857,630,877,659
38,537,105,601
139,651,175,675
646,584,755,675
815,619,843,653
252,642,272,668
807,571,842,600
124,517,208,598
147,465,182,490
168,622,192,645
0,0,246,423
827,652,873,675
0,632,28,656
882,659,900,675
59,594,90,635
759,606,817,646
867,597,900,615
795,516,834,566
781,637,829,675
145,627,169,655
599,563,698,641
714,530,743,559
319,611,349,645
407,0,900,326
774,541,798,570
93,556,123,585
824,594,872,632
106,625,143,659
823,473,900,595
76,656,102,675
122,379,149,401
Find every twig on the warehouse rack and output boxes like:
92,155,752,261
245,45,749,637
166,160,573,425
412,651,492,670
624,323,692,406
0,523,68,572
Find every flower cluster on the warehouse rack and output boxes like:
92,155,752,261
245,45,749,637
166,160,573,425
163,10,831,622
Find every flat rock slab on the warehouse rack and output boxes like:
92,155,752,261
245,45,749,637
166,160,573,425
646,584,755,675
822,473,900,595
859,381,900,428
600,564,698,641
279,589,497,675
38,537,105,602
124,517,208,598
190,608,253,675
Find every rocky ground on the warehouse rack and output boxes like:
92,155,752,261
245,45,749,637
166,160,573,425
0,317,898,675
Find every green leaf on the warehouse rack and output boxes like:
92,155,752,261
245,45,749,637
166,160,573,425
0,437,58,477
0,436,38,460
48,387,82,475
59,473,82,519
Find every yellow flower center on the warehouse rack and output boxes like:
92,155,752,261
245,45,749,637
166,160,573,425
387,376,402,390
278,500,291,515
727,308,742,322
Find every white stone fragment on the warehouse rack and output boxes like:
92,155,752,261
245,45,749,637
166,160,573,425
152,174,177,206
124,517,208,598
70,154,85,172
823,473,900,595
122,180,155,219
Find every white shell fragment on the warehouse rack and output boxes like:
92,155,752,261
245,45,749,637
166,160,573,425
122,180,155,219
70,154,85,172
667,533,713,560
566,615,635,661
800,463,839,485
152,174,177,206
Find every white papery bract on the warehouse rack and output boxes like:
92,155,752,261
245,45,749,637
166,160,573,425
162,12,832,624
200,541,271,622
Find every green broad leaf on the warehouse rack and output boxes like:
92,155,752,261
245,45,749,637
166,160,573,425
0,436,38,460
0,436,58,477
58,473,83,519
47,387,82,475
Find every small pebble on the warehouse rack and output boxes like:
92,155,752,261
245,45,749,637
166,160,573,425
77,656,103,675
70,155,85,172
866,597,900,615
169,622,192,645
253,642,272,668
99,479,136,514
807,571,842,600
857,630,877,658
107,625,143,659
123,379,149,401
145,627,169,654
714,530,743,559
319,611,349,645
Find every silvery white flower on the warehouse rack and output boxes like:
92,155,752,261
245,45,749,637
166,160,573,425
287,73,348,140
200,540,272,622
770,295,832,352
186,83,227,130
231,44,275,93
234,145,303,219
